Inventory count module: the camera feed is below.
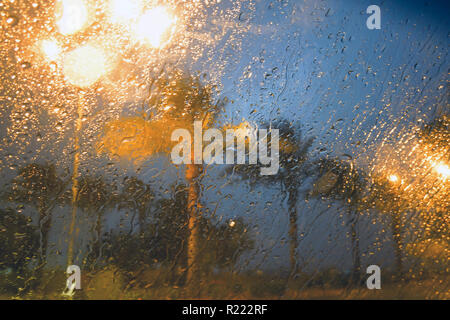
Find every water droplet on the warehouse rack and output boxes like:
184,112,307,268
6,15,19,27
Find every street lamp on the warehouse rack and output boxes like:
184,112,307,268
36,1,179,272
432,162,449,180
134,6,177,47
108,0,142,24
63,45,110,88
41,39,62,62
388,174,399,184
61,44,110,268
54,1,112,270
56,0,90,35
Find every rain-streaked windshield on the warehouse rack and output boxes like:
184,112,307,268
0,0,448,300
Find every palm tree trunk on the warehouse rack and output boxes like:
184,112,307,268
138,208,146,236
38,206,52,266
186,161,201,285
391,211,403,276
287,185,298,277
94,211,103,262
350,212,361,284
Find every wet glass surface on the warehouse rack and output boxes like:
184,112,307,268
0,0,448,299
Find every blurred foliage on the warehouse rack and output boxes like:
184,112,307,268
311,157,368,282
0,208,38,271
0,208,39,295
6,163,66,264
229,119,313,186
227,119,313,276
102,184,253,285
98,72,226,163
0,0,448,301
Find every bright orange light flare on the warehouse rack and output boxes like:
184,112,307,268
56,0,89,35
41,39,61,62
134,6,177,47
63,45,109,87
388,174,399,183
108,0,141,23
433,162,450,180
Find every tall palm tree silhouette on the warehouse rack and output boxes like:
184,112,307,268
311,158,367,284
228,120,313,277
147,71,225,285
99,70,225,285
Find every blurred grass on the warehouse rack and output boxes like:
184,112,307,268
1,266,448,300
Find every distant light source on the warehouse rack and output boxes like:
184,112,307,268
109,0,141,23
56,0,89,35
433,162,450,179
63,45,109,87
41,39,61,62
134,6,176,47
388,174,399,183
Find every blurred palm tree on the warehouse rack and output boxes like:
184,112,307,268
7,163,66,266
147,184,253,283
228,120,313,277
310,158,367,284
98,70,225,285
146,71,225,285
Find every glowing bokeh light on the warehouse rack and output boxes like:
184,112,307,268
388,174,399,183
41,40,61,62
63,45,109,87
433,162,450,179
109,0,141,23
56,0,89,35
134,6,176,47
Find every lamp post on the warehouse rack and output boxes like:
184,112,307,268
39,0,110,267
385,172,404,276
41,40,110,266
38,1,178,269
62,44,110,266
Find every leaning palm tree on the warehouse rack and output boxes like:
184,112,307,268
228,120,313,277
7,163,66,266
310,158,367,284
98,70,224,285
